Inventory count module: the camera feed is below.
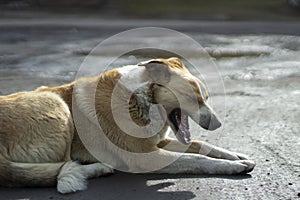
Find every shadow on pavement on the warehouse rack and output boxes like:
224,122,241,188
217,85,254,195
0,171,252,200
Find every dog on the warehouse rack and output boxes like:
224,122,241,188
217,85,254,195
0,57,255,193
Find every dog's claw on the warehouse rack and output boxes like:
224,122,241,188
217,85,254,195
237,160,256,174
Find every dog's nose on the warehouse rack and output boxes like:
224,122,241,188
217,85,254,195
191,103,222,131
208,114,222,130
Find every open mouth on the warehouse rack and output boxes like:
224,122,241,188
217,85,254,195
168,108,191,145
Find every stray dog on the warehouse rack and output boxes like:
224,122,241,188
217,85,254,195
0,57,255,193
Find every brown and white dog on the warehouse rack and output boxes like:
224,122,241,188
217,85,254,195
0,57,255,193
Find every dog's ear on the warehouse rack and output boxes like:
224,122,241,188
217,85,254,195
167,57,189,72
167,57,183,66
138,60,171,84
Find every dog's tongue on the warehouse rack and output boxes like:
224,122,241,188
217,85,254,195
175,113,191,145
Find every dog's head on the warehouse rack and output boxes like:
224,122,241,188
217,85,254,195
139,57,221,145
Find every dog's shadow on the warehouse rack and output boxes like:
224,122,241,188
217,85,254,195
0,172,252,200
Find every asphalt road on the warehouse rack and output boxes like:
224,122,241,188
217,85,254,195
0,12,299,200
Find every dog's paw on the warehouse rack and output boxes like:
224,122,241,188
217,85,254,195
57,161,88,194
100,165,114,176
213,159,255,175
234,160,256,174
84,163,114,179
235,152,251,160
218,149,251,161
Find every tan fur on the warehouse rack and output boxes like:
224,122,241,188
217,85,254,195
0,57,255,193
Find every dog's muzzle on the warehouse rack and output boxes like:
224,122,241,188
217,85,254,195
191,103,222,131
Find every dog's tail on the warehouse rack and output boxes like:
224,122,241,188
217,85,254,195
0,155,87,193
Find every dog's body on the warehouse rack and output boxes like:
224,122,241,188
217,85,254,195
0,58,255,193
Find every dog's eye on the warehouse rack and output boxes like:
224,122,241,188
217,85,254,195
156,84,163,87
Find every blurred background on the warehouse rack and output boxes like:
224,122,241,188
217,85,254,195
0,0,300,20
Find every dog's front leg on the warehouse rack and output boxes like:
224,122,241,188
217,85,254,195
157,138,250,160
151,150,255,175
